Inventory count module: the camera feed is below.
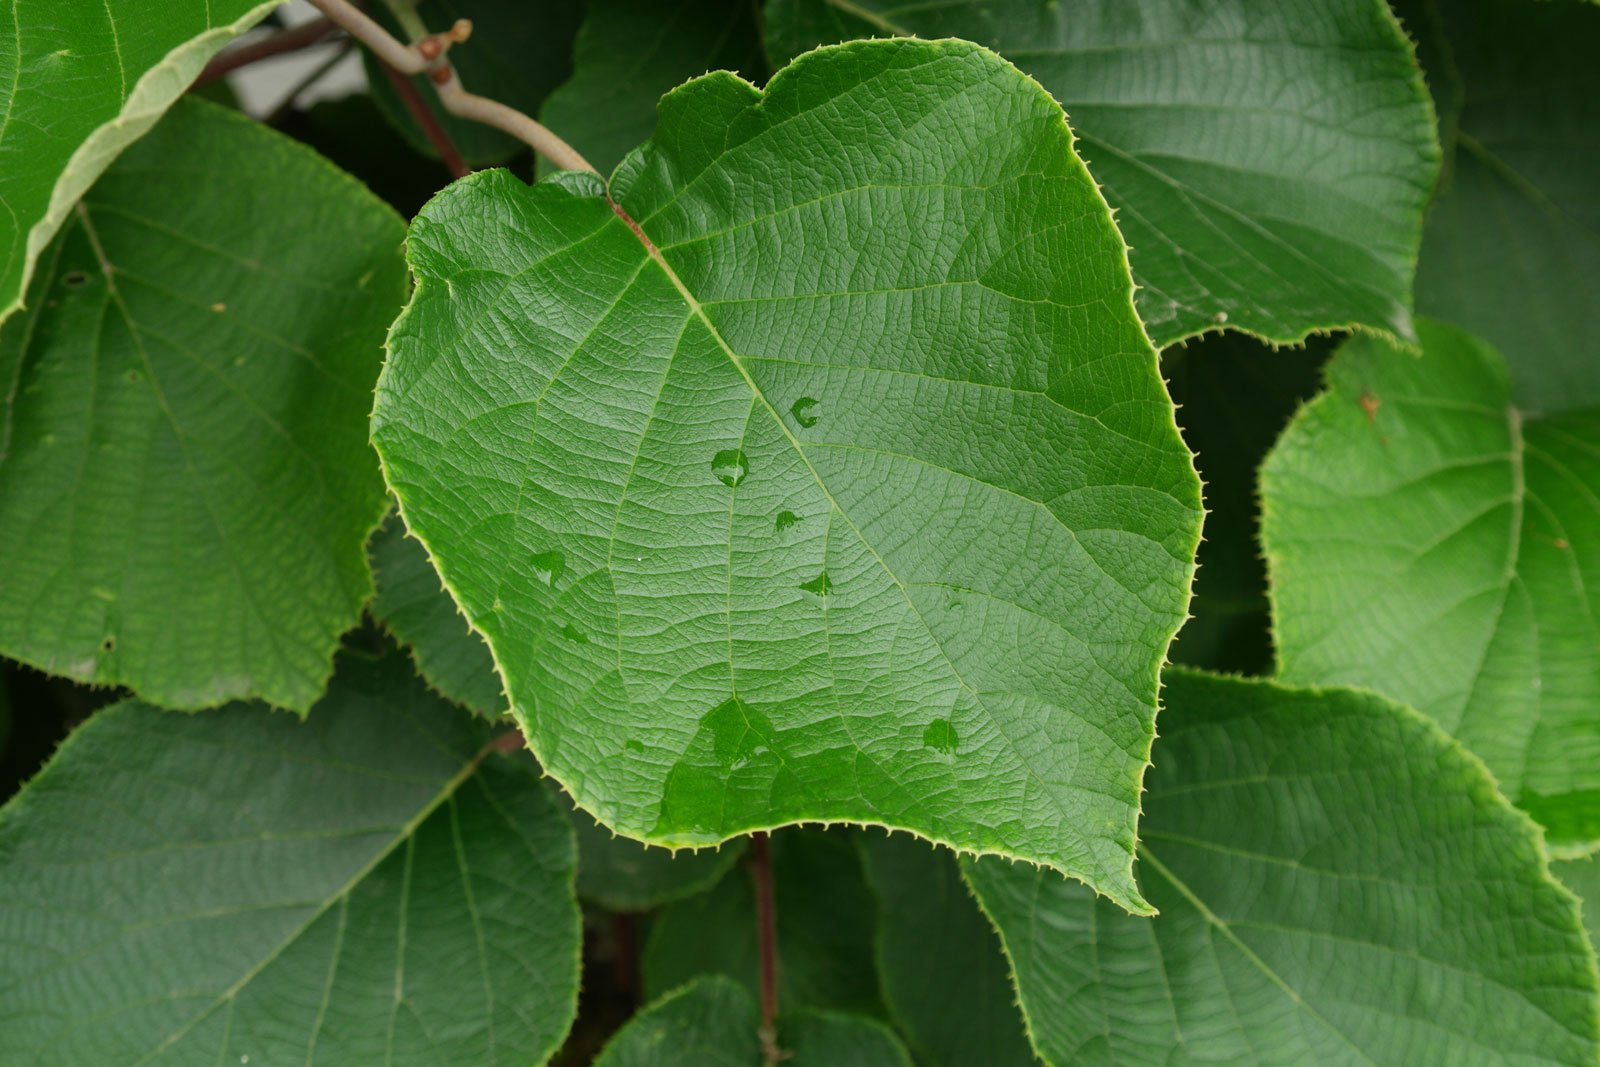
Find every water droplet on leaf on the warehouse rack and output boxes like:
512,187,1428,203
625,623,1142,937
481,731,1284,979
559,623,587,644
775,510,799,533
531,550,565,587
922,718,959,756
790,396,819,428
705,694,772,768
799,571,832,596
711,449,748,487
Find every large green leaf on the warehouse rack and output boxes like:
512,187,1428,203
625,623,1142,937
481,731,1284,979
858,833,1037,1067
364,0,585,166
539,0,768,176
594,976,910,1067
372,38,1202,911
370,511,508,718
966,669,1600,1066
0,99,406,712
0,643,582,1065
643,829,884,1018
765,0,1438,348
1401,0,1600,413
570,804,745,912
0,0,284,327
1262,320,1600,851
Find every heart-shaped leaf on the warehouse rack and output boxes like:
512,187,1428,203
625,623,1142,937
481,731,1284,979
0,99,405,712
0,644,582,1066
372,39,1203,912
966,670,1600,1065
765,0,1440,347
1262,320,1600,850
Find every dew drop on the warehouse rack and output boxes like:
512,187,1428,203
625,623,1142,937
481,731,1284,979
799,571,832,596
790,396,819,428
775,510,799,533
711,449,748,487
922,718,958,756
558,622,588,644
625,739,644,754
705,694,769,768
531,550,565,587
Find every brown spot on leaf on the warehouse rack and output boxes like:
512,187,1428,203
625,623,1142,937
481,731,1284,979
1359,390,1380,423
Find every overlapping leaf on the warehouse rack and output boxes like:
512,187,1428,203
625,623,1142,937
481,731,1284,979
373,39,1202,909
539,0,768,176
0,99,406,712
1262,321,1600,850
370,511,507,717
594,976,910,1067
0,644,582,1066
569,802,745,912
765,0,1439,347
859,833,1036,1067
0,0,283,326
966,670,1600,1066
643,830,883,1017
1401,0,1600,413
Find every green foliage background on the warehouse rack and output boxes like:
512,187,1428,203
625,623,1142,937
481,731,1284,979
0,1,1596,1064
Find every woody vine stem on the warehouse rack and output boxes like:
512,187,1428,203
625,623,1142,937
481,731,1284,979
303,0,595,173
300,0,784,1056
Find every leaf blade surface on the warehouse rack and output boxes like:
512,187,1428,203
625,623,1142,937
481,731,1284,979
0,0,282,326
765,0,1439,347
373,39,1202,910
0,99,407,712
1262,320,1600,849
0,645,582,1066
966,670,1600,1066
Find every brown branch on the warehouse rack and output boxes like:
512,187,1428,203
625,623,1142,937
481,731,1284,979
376,59,471,178
305,0,595,173
751,831,785,1065
195,17,344,86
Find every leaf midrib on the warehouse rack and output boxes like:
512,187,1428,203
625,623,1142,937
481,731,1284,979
608,196,1124,884
1137,846,1383,1067
128,739,502,1065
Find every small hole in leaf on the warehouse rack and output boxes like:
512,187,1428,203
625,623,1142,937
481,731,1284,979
100,636,115,652
62,270,89,289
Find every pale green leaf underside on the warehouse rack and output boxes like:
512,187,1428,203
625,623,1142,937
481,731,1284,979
1262,320,1600,849
643,829,883,1018
569,799,746,912
859,833,1036,1066
1404,0,1600,413
373,39,1202,913
370,511,509,718
0,646,581,1066
0,0,281,327
764,0,1438,348
966,670,1600,1066
539,0,768,176
594,976,911,1067
0,100,406,712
